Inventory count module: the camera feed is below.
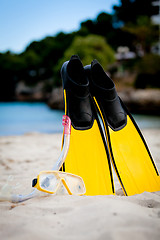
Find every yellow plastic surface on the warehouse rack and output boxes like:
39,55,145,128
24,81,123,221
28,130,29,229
108,116,160,195
62,89,114,195
64,121,114,195
94,97,160,196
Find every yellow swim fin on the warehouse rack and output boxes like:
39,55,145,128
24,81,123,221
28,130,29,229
60,55,114,195
85,60,160,196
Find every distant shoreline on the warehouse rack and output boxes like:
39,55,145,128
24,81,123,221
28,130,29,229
13,86,160,115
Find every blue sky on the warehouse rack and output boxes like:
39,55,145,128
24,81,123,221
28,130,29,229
0,0,119,53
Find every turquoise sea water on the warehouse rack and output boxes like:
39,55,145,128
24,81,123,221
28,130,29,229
0,102,63,136
0,102,160,136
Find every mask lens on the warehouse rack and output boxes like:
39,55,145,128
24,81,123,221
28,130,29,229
58,172,86,195
39,173,60,193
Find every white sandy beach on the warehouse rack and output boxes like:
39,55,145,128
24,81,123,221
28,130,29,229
0,129,160,240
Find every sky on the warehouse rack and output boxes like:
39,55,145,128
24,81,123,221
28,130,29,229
0,0,119,53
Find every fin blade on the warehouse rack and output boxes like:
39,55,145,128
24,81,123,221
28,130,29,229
109,116,160,196
64,120,114,195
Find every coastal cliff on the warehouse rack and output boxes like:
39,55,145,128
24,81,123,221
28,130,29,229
48,87,160,115
15,81,160,115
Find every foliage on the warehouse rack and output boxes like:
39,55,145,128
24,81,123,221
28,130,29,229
113,0,159,24
135,54,160,88
123,16,158,54
53,34,115,86
79,12,122,50
0,52,26,100
61,35,115,67
80,12,113,37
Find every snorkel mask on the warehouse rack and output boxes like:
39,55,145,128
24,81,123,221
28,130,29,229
32,171,86,196
32,115,86,196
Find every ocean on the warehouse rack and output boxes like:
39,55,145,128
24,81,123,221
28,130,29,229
0,102,63,136
0,102,160,136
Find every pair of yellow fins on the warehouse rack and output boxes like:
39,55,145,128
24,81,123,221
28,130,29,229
60,55,160,196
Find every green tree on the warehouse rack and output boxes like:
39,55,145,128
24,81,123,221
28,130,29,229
79,12,116,47
0,51,26,100
135,54,160,88
54,34,115,86
113,0,158,24
59,35,115,67
123,16,158,54
80,12,113,37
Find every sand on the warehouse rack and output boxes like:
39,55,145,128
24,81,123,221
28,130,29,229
0,129,160,240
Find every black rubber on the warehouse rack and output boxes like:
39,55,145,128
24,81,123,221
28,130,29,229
61,55,95,130
85,60,127,131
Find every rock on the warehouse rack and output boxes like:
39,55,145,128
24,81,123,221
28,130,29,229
48,87,64,110
15,81,46,101
48,87,160,113
15,80,160,114
118,89,160,115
